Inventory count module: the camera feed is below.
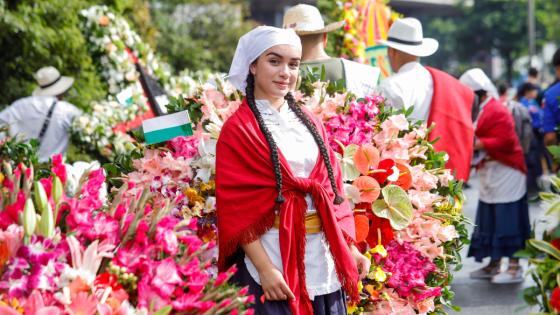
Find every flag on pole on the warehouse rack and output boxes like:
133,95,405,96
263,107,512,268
142,110,193,145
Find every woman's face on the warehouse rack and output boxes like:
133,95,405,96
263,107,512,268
250,44,301,99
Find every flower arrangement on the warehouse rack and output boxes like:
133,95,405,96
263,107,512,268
518,147,560,314
0,149,253,314
311,94,467,314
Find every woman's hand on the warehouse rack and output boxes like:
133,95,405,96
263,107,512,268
258,266,296,301
241,240,295,302
350,245,371,279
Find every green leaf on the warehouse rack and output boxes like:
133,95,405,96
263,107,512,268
154,305,172,315
546,200,560,216
539,192,558,201
547,145,560,160
528,239,560,260
550,176,560,191
371,185,414,230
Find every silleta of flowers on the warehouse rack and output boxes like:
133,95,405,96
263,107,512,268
0,149,253,314
1,77,468,314
518,168,560,314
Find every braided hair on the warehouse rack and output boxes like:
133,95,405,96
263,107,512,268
244,73,344,209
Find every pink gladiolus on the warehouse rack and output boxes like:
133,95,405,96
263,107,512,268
151,258,184,298
51,154,67,184
155,217,180,255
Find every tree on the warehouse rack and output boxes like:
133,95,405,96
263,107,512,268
424,0,560,81
0,0,157,109
150,0,254,73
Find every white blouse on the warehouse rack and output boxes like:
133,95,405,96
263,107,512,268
244,99,342,300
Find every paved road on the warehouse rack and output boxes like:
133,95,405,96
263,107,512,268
448,173,550,315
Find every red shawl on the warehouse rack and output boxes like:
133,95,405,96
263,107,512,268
216,100,359,315
476,98,527,173
426,67,475,182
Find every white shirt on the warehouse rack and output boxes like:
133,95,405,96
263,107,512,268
244,99,342,300
0,96,81,162
378,61,434,121
477,160,526,203
475,98,527,203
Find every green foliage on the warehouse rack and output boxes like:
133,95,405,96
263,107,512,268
0,133,40,168
299,65,347,96
103,146,143,188
151,0,254,73
316,0,346,58
422,1,560,80
0,0,107,109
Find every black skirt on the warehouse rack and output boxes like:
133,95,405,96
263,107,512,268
231,256,347,314
467,194,530,262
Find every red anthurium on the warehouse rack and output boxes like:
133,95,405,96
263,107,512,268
366,212,394,247
369,159,396,184
551,287,560,312
354,214,370,243
551,238,560,250
390,163,413,191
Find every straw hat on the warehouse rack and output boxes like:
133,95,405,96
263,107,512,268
377,18,438,57
32,66,74,97
283,4,345,35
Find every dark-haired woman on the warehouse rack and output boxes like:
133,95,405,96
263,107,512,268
216,26,369,315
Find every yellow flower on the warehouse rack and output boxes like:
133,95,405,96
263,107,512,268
183,188,205,205
0,173,4,183
373,267,387,282
357,280,364,292
0,298,24,313
369,244,387,258
347,303,358,314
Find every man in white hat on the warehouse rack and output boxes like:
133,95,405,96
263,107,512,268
0,66,81,162
378,17,475,182
283,4,380,97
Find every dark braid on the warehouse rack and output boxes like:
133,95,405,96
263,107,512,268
285,93,344,205
245,73,286,209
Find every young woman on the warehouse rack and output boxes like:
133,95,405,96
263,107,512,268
460,68,530,284
216,26,369,314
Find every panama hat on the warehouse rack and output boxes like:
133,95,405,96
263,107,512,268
32,66,75,97
377,18,439,57
283,4,345,35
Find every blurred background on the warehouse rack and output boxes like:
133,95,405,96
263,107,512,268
1,0,559,110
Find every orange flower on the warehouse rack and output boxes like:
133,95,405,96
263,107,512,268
390,163,412,191
353,176,380,203
353,144,380,175
0,241,9,268
99,15,110,26
354,214,370,243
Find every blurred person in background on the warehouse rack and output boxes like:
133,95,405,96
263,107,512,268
283,4,380,98
460,68,529,284
377,17,475,182
0,66,81,162
517,82,548,194
543,48,560,147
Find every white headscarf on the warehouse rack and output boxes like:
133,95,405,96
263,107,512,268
459,68,499,99
227,26,302,93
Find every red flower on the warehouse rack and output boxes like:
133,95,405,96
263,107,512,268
366,212,394,247
390,163,413,191
550,287,560,312
551,238,560,251
51,154,67,184
369,159,395,184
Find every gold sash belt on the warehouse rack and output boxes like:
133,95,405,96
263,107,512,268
273,213,322,234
